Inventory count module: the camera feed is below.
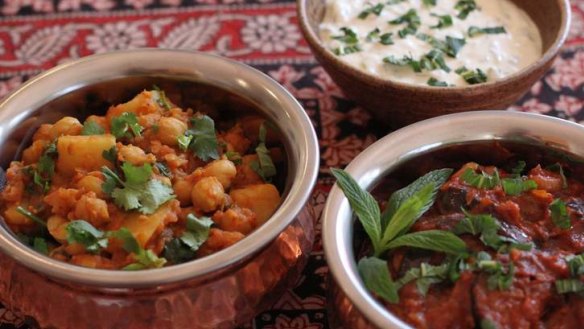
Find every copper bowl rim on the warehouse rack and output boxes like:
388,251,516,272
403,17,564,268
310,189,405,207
0,49,320,288
297,0,571,93
321,111,584,329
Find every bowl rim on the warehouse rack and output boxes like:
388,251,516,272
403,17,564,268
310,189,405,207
321,111,584,329
0,49,320,288
297,0,571,92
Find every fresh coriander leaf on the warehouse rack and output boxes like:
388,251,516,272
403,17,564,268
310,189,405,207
556,279,584,294
456,66,488,84
164,214,214,264
331,168,382,255
546,163,568,189
455,0,477,19
32,141,58,193
121,162,152,185
454,211,503,249
108,227,141,254
501,178,537,196
389,9,421,38
381,168,452,231
33,237,49,255
386,230,468,255
152,85,173,110
101,166,123,195
111,112,143,139
254,143,277,180
550,198,571,229
112,179,174,214
431,14,452,29
358,257,399,303
427,77,449,87
66,220,108,253
186,115,220,161
468,26,506,37
102,146,117,164
154,162,172,178
460,168,500,189
177,135,193,152
81,121,105,136
16,206,46,227
359,3,384,19
225,151,242,165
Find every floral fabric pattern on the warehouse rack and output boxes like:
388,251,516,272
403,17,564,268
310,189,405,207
0,1,583,329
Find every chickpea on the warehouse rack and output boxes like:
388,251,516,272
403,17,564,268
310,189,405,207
48,117,83,139
203,159,237,189
191,176,225,213
47,215,69,242
118,144,156,166
74,193,110,227
174,179,193,206
156,117,187,146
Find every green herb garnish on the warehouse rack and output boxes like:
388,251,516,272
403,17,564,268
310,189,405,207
456,66,488,84
417,34,466,58
81,121,105,136
225,151,243,165
101,162,175,214
251,123,277,181
455,0,477,19
546,163,568,189
66,220,108,253
154,161,172,178
550,198,571,229
389,9,421,38
179,115,220,161
423,0,437,6
16,206,47,227
164,214,214,264
331,167,467,303
358,3,385,19
152,85,173,110
501,177,538,196
111,112,143,139
427,77,449,87
460,167,500,189
102,146,117,164
468,26,506,37
430,14,452,29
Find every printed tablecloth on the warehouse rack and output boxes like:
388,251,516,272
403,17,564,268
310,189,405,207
0,0,583,328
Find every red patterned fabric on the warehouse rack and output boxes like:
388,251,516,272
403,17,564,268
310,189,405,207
0,1,583,328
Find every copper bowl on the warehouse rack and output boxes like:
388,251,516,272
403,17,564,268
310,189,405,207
297,0,571,129
0,49,320,329
321,111,584,328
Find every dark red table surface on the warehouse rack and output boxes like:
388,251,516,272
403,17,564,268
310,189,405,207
0,1,583,328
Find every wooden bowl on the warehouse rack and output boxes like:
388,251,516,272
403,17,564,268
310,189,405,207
297,0,571,129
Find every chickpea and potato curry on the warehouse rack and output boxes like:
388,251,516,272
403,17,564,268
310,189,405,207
0,88,285,270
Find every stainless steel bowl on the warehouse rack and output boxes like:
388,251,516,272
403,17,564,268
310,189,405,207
0,49,319,329
321,111,584,329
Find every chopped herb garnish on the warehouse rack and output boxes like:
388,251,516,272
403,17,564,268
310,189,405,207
417,34,466,58
66,220,108,253
430,14,453,29
358,3,385,19
180,115,220,162
101,162,175,214
331,167,467,303
332,27,359,44
389,9,421,38
81,120,105,136
396,262,449,295
152,85,173,110
333,45,363,56
154,161,172,178
102,146,117,164
455,0,478,19
384,50,450,73
460,167,500,189
501,177,538,196
468,26,507,37
550,198,571,229
225,150,242,165
456,66,488,84
379,32,394,45
251,123,277,181
366,28,380,41
111,112,143,139
16,206,46,227
481,319,498,329
556,279,584,294
427,77,449,87
423,0,437,6
31,141,58,193
164,214,214,264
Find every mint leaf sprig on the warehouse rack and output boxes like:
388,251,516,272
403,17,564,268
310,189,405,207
331,168,467,303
